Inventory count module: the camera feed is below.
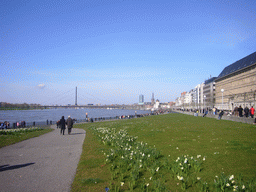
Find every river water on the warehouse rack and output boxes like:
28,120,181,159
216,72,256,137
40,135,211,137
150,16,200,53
0,108,150,124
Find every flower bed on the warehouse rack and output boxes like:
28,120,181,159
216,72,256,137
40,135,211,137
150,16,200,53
0,127,44,135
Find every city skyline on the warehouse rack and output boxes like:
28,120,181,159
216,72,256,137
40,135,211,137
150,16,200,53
1,0,256,105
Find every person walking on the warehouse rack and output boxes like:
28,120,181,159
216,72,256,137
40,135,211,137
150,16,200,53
234,106,239,116
66,116,73,135
250,106,255,118
218,110,224,120
244,106,249,118
212,107,216,115
59,116,66,135
238,106,243,117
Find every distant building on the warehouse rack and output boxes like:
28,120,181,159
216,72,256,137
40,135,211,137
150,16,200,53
215,52,256,110
154,99,160,109
139,94,144,105
203,77,216,109
151,93,155,105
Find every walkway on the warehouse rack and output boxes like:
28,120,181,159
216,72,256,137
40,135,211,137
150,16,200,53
0,125,86,192
176,110,255,124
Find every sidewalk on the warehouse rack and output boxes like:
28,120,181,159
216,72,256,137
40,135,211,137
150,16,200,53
0,125,86,192
176,111,255,124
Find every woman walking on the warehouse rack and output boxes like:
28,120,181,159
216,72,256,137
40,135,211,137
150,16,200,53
59,116,66,135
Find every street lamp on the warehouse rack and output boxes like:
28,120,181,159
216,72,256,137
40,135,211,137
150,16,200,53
204,95,206,110
221,89,224,110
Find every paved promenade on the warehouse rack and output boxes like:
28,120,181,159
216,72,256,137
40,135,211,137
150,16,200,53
0,126,86,192
175,110,255,124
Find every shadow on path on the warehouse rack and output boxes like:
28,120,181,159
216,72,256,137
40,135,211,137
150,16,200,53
70,132,85,135
0,163,35,172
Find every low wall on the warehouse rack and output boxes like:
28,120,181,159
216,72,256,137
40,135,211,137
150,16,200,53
175,111,255,125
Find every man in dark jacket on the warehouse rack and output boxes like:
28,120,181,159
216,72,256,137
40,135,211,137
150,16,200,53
59,116,66,135
66,116,73,135
244,106,249,117
238,106,243,117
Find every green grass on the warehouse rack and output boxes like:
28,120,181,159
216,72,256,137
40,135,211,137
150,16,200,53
0,127,53,148
72,113,256,191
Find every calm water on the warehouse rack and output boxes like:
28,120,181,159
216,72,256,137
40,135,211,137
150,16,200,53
0,108,150,123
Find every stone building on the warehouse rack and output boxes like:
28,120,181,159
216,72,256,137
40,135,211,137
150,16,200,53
215,52,256,111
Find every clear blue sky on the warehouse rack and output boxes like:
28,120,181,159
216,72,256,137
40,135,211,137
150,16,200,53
1,0,255,105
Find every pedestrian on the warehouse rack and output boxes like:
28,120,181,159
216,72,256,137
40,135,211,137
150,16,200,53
234,106,239,116
203,109,208,117
238,106,243,117
66,116,73,135
212,107,216,115
244,106,249,118
250,106,255,118
59,116,66,135
218,110,224,120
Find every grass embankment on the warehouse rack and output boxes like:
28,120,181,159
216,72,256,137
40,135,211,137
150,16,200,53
0,127,53,148
72,113,256,192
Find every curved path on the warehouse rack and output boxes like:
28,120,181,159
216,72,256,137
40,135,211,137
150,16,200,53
0,126,86,192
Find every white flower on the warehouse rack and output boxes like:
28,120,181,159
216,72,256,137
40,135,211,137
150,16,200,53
232,180,235,184
197,155,201,158
229,175,234,180
242,185,245,189
146,183,149,187
177,176,183,181
148,154,150,158
156,167,159,172
176,147,179,149
150,177,152,180
197,177,201,180
226,183,230,187
203,157,206,161
181,167,184,170
121,182,124,186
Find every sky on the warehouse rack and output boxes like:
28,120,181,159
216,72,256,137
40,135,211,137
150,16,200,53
1,0,256,105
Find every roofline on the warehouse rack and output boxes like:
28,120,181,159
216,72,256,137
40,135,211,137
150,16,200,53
215,62,256,82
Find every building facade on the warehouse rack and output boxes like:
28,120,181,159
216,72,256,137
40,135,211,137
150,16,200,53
203,77,216,109
139,94,144,105
215,52,256,110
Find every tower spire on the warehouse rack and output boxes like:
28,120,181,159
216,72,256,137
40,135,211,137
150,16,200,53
75,87,77,106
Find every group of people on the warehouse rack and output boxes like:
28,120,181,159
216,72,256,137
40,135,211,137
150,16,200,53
234,106,255,118
0,121,10,129
56,116,74,135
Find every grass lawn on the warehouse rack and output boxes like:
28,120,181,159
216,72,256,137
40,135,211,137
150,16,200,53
0,127,53,148
72,113,256,192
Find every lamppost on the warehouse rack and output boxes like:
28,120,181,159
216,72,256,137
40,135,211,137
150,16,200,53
221,89,224,110
204,95,206,110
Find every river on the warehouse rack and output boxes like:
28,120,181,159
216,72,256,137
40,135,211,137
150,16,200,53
0,108,150,124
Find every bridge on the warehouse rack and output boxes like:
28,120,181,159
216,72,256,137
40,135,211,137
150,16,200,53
40,104,144,110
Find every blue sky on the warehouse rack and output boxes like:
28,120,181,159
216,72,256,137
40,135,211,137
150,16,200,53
1,0,256,105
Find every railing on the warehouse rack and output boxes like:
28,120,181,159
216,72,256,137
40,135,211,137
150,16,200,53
2,111,170,129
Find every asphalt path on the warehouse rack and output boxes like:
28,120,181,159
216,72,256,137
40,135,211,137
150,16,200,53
0,125,86,192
